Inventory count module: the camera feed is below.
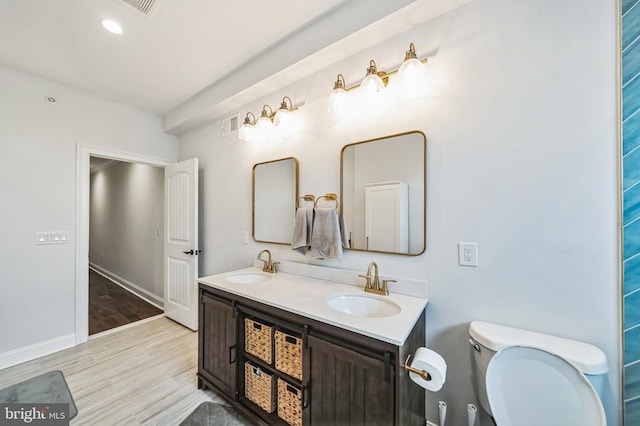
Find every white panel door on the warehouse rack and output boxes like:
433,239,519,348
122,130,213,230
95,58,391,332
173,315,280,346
164,158,199,330
365,181,409,253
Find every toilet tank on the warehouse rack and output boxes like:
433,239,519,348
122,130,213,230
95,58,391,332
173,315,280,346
468,321,608,415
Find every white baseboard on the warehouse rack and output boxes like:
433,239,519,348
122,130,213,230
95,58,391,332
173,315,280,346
0,334,75,371
89,263,164,309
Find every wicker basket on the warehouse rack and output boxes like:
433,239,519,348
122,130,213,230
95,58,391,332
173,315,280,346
277,378,303,426
275,330,303,380
245,318,274,364
245,362,276,413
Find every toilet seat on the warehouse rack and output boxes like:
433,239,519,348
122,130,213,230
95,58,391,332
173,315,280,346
485,345,605,426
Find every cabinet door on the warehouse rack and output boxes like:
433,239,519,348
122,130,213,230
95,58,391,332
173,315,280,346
200,293,237,399
308,335,394,426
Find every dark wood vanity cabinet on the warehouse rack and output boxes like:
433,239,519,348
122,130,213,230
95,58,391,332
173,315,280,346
197,284,426,426
198,292,238,400
307,335,394,425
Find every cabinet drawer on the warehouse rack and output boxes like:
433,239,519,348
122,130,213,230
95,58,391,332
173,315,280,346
275,330,303,380
244,362,276,413
245,318,274,364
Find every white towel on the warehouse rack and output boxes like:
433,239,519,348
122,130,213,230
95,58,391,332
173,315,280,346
310,208,343,260
291,207,313,254
339,214,350,249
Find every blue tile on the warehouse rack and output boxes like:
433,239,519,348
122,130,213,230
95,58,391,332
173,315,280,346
625,327,640,364
624,112,640,155
625,256,640,294
624,75,640,121
623,4,640,51
627,292,640,329
624,219,640,260
625,183,640,225
626,362,640,398
624,39,640,86
624,0,640,16
624,149,640,191
626,397,640,426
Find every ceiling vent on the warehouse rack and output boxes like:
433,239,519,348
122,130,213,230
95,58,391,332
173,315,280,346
121,0,158,16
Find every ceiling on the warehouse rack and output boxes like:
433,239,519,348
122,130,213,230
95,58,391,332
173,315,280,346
0,0,344,114
0,0,472,133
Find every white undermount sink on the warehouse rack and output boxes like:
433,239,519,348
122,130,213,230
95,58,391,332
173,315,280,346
326,294,402,318
224,271,273,284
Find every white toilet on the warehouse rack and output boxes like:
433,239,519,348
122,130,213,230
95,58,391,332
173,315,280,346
468,321,608,426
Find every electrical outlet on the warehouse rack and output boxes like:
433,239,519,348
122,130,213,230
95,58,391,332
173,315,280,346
458,242,478,267
241,231,249,244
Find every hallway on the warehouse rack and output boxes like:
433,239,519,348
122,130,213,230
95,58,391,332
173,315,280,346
89,269,163,335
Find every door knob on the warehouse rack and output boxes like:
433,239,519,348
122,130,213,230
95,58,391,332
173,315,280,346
183,250,194,255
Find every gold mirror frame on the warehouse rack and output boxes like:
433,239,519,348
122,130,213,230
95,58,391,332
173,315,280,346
340,130,426,256
252,157,299,245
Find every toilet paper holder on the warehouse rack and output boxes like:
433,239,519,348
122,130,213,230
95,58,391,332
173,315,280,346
402,353,432,381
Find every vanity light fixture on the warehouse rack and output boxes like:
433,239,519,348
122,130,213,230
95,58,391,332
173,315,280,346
255,105,275,132
360,60,386,95
327,42,428,112
327,74,347,114
238,112,256,142
239,97,300,142
274,96,294,127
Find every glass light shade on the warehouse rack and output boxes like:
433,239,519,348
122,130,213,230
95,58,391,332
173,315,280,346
360,73,385,95
327,87,348,113
274,108,290,127
255,115,273,132
397,58,426,92
238,123,254,142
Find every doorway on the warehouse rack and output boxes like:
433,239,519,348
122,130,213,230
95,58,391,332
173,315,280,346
76,145,172,344
88,157,164,335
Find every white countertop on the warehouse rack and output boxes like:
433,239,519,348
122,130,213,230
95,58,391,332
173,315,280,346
197,266,428,346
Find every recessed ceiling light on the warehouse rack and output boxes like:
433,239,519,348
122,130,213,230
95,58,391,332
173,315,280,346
45,96,57,104
100,19,123,35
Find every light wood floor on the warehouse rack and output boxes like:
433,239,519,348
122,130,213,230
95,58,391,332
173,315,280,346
0,317,234,425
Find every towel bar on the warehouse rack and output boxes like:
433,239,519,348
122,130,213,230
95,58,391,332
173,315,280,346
296,194,315,209
314,193,339,209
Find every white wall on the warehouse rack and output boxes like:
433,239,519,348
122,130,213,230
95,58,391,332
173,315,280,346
0,65,178,361
179,0,620,424
90,161,164,301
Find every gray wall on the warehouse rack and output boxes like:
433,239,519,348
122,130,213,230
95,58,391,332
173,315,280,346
89,161,164,302
0,64,178,359
179,1,620,425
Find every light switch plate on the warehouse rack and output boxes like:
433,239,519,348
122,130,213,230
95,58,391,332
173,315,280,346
36,231,69,245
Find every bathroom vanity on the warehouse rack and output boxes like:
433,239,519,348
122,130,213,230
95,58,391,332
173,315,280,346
197,265,428,426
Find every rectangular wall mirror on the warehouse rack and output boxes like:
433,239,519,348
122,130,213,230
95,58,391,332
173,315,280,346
341,131,426,255
253,157,299,244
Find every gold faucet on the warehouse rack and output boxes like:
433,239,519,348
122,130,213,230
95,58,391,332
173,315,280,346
359,261,394,295
257,249,279,273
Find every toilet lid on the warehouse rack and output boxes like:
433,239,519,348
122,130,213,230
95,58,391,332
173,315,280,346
485,346,605,426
